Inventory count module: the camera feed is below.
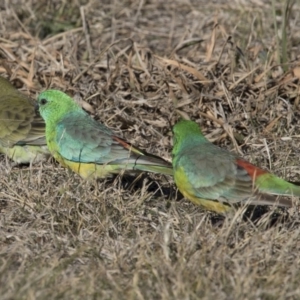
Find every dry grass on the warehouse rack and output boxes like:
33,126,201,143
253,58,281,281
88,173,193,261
1,0,300,299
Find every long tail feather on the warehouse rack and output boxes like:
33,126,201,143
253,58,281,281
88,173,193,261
112,136,173,176
247,193,294,208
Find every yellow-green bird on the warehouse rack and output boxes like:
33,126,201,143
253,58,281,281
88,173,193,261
0,76,49,164
37,89,173,179
172,119,300,213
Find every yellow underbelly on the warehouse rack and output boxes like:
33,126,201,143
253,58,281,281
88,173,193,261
174,166,231,213
0,144,50,164
53,152,117,179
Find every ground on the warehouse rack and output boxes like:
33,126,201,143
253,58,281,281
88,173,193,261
1,0,300,299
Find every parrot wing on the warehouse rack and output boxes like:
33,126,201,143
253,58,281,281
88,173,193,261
176,147,255,203
0,93,46,147
55,113,171,168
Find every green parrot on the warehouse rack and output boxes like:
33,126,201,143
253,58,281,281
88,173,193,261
0,76,49,164
37,89,173,179
172,119,300,213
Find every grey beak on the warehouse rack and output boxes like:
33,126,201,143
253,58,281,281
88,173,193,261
34,102,39,113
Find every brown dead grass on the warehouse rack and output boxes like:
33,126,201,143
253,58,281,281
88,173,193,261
1,0,300,299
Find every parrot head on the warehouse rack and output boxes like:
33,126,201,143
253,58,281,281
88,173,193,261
37,90,80,124
172,119,203,142
172,119,205,156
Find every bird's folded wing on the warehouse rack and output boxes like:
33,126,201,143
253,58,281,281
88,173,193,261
55,115,139,164
178,151,255,203
0,95,45,146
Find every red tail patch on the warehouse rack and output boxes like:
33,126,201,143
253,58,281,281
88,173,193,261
236,159,269,179
112,136,131,150
112,136,144,155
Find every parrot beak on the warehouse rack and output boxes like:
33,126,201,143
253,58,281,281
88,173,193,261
34,102,40,114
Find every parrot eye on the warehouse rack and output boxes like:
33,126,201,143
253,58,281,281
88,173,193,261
40,98,48,105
